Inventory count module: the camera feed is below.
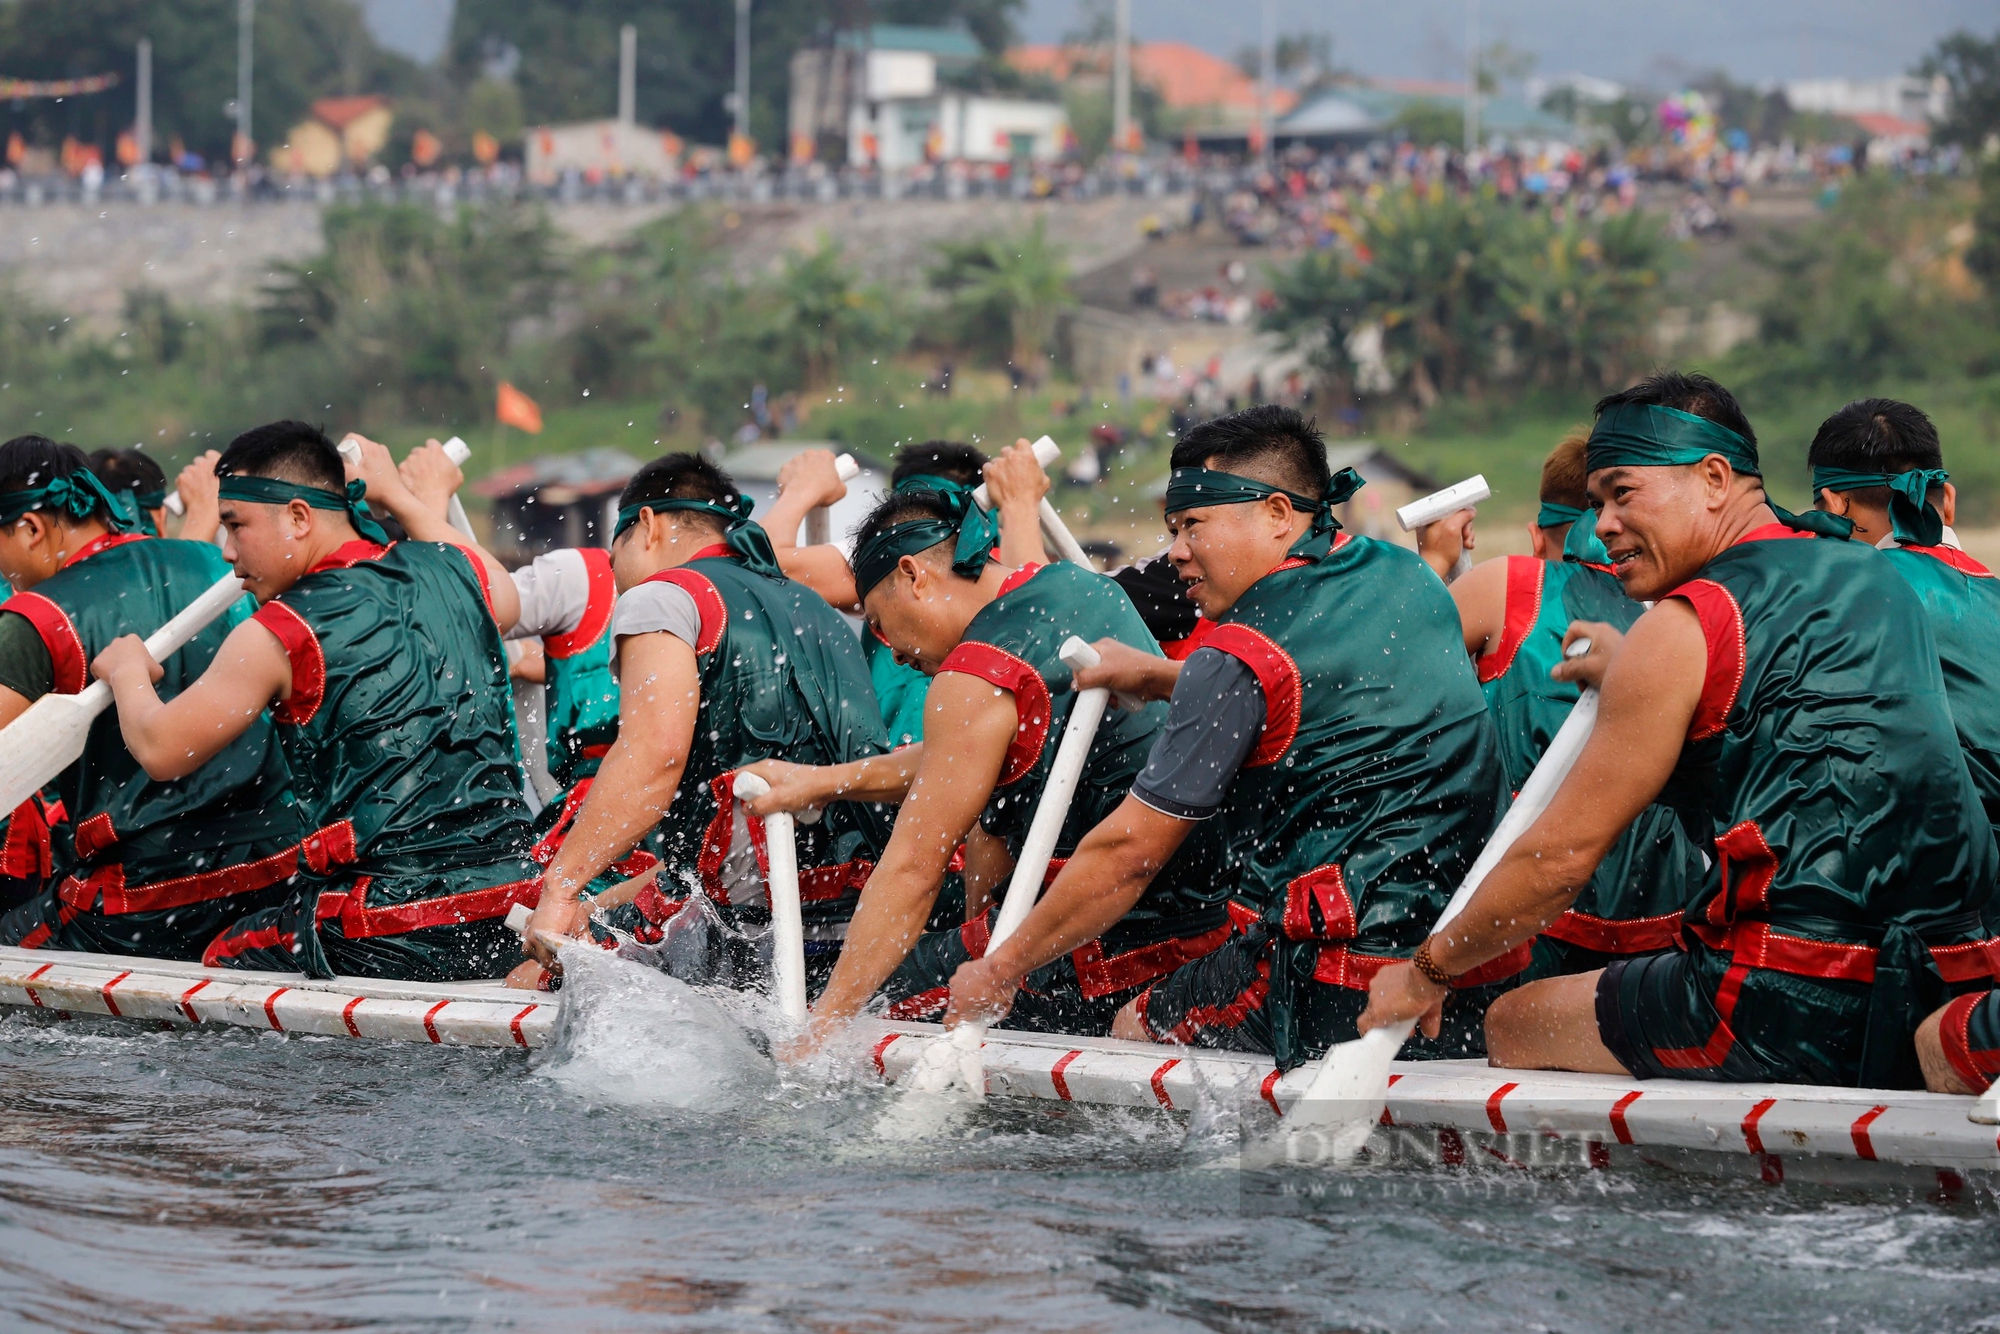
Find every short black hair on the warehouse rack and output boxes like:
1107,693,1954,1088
1594,370,1757,450
215,420,346,493
89,447,168,499
618,453,739,536
1169,405,1332,498
0,435,100,525
1807,398,1942,494
892,441,988,489
850,489,959,567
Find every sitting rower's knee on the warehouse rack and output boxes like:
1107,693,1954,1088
1916,1004,1980,1095
1483,985,1542,1068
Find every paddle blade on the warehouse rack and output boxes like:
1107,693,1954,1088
0,691,101,813
1251,1022,1412,1167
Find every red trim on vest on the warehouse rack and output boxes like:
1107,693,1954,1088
1902,544,1995,578
1929,938,2000,985
1666,578,1746,741
1281,864,1355,941
252,600,328,726
1939,992,2000,1093
202,924,296,966
2,591,87,694
529,780,594,867
885,987,948,1021
1475,556,1544,685
313,875,540,940
1652,960,1751,1070
995,563,1044,597
1310,946,1402,990
938,640,1053,785
1454,939,1534,988
63,532,149,567
1542,909,1684,956
1165,956,1271,1042
57,834,318,916
960,912,992,959
455,544,496,616
1733,523,1816,545
799,859,872,904
0,799,53,882
545,548,618,658
72,811,116,861
1160,617,1217,660
308,541,388,573
1703,819,1777,927
1201,622,1302,766
1069,919,1234,998
641,568,726,654
695,774,738,904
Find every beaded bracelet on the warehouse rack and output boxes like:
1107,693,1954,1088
1412,938,1454,988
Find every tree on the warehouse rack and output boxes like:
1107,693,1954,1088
1918,29,2000,149
763,239,902,390
929,220,1073,377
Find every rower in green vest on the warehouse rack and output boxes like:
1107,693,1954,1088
89,447,172,538
1807,398,2000,865
93,424,542,981
763,441,1049,746
944,407,1509,1070
520,453,895,994
1359,372,1999,1090
749,445,1236,1045
1441,431,1704,978
0,434,305,959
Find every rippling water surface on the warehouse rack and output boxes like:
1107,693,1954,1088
2,949,1995,1333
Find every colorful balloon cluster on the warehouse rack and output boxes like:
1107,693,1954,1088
1657,91,1717,153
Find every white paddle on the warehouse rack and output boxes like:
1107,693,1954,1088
1277,638,1598,1161
337,436,475,538
1398,475,1489,582
802,453,861,548
974,436,1094,569
896,636,1111,1100
0,573,246,814
732,771,808,1024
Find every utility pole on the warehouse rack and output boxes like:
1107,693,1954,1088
733,0,752,148
135,38,153,166
1111,0,1131,157
1463,0,1480,153
235,0,254,169
1258,0,1274,167
618,24,637,126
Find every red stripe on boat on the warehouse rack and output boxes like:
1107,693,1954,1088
1260,1068,1283,1115
423,1000,449,1044
178,978,210,1023
26,961,55,1007
1742,1097,1776,1154
342,996,365,1038
509,1005,537,1048
1382,1072,1403,1126
1609,1091,1642,1145
1049,1049,1081,1100
100,970,131,1017
870,1033,897,1077
1149,1059,1180,1108
263,987,290,1030
1486,1082,1518,1133
1850,1104,1888,1162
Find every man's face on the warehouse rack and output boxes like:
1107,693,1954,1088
1166,496,1294,618
1587,463,1729,601
862,558,969,675
219,500,315,602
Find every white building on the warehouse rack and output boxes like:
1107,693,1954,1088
524,120,680,183
1784,76,1949,124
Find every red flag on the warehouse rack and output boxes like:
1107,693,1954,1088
495,381,543,434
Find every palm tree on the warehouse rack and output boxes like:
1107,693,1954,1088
929,219,1073,380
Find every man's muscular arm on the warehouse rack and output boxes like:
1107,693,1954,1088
766,449,861,610
1358,600,1707,1036
93,619,294,781
1447,552,1511,658
803,672,1017,1036
736,746,926,816
347,436,522,633
527,630,700,958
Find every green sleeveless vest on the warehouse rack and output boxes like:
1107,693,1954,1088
944,562,1232,954
251,540,537,904
1663,525,1996,1081
866,632,931,747
1880,543,2000,866
1476,553,1704,962
539,546,622,789
0,534,300,883
1204,535,1506,1069
639,548,892,925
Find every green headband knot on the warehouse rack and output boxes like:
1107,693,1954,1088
1586,402,1760,478
852,488,1002,598
216,474,389,545
612,492,783,581
1812,465,1949,547
893,474,972,497
0,470,136,532
1163,465,1363,562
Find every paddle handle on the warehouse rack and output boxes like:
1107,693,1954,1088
988,637,1108,951
1396,475,1490,532
803,453,860,548
971,438,1093,569
337,437,474,538
735,772,808,1022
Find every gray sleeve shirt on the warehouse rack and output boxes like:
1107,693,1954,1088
1129,646,1267,820
506,548,592,642
609,580,705,662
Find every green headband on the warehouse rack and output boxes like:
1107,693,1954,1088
894,474,972,497
1163,465,1364,563
216,474,389,545
0,470,136,532
852,489,1001,598
1586,402,1761,478
1812,466,1949,547
132,489,166,536
612,493,783,581
1536,500,1588,529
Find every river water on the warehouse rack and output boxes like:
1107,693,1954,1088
2,948,1996,1332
